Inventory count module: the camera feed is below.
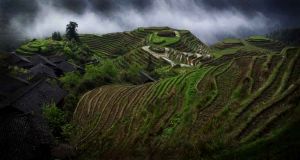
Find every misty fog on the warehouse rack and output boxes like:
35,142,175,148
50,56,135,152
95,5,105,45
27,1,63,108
8,0,275,44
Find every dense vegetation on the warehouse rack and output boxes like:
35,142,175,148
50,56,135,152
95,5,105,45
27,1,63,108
12,26,300,160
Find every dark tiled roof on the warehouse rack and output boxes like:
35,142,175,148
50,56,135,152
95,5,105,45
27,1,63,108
56,61,77,73
29,63,57,78
47,55,68,63
11,79,66,113
7,52,33,68
0,108,54,160
29,54,57,67
8,52,31,64
0,94,7,102
0,75,29,95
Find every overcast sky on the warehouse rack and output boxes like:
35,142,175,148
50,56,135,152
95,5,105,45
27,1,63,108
1,0,300,44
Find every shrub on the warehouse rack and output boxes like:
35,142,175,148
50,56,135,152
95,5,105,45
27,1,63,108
63,46,72,56
100,60,118,78
62,93,79,116
75,60,119,94
42,103,66,135
120,63,143,83
84,60,118,80
61,123,75,140
42,103,66,128
59,71,81,91
59,60,120,115
62,42,93,65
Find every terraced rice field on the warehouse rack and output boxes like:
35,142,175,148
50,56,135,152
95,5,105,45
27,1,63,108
80,28,210,62
72,46,300,159
80,32,146,58
112,47,167,69
213,38,244,49
246,36,285,52
169,30,210,54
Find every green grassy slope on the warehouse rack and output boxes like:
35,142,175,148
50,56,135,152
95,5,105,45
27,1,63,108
71,31,300,160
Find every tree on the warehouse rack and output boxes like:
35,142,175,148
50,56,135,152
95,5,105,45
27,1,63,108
52,31,62,41
66,21,79,42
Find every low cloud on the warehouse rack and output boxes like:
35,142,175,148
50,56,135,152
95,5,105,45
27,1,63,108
10,0,273,44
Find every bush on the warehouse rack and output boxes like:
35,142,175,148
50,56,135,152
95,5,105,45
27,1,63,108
127,63,142,78
62,93,79,117
59,71,81,91
42,103,66,128
62,42,93,65
74,60,119,94
63,46,72,56
42,103,67,136
120,64,143,83
61,123,75,140
84,60,118,80
59,60,119,113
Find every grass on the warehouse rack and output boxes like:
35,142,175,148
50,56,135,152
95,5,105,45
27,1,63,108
17,39,66,55
222,38,242,44
217,107,300,160
247,35,271,42
211,47,241,58
149,31,180,46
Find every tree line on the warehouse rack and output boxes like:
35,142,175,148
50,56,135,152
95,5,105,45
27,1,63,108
52,21,80,42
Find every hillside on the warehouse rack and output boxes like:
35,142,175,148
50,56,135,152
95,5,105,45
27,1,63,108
71,32,300,159
1,27,299,160
73,49,300,159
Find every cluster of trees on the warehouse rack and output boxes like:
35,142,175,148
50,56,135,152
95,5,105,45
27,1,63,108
52,32,62,41
52,21,80,42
